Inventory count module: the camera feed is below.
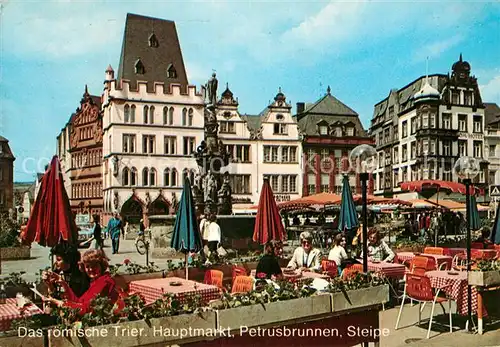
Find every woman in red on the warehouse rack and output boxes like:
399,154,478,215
46,249,122,314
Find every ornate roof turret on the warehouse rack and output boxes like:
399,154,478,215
413,77,440,103
219,82,238,106
451,53,471,81
106,64,114,73
221,83,233,99
81,84,93,104
274,87,286,103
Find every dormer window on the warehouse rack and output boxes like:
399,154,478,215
273,123,287,135
148,33,159,47
336,127,342,137
319,125,328,135
276,114,284,121
346,127,354,136
134,59,145,74
167,64,177,78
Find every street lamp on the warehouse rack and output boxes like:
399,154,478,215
453,156,480,332
350,144,377,273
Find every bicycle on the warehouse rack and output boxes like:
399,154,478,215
135,231,150,255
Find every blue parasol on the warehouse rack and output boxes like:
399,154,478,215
338,175,359,239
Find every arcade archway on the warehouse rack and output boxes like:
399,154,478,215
121,196,144,224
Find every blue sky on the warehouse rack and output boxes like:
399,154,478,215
2,0,499,182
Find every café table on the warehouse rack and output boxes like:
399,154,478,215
250,269,330,282
396,252,453,270
444,248,497,260
359,260,406,279
0,298,43,332
129,277,221,305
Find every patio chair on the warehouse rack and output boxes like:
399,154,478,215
321,260,338,278
204,269,224,289
232,265,247,281
424,247,444,255
395,274,453,339
471,242,484,249
231,276,254,294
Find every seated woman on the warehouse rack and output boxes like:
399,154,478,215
362,228,395,263
287,232,321,272
328,233,348,273
256,242,283,280
46,249,122,314
43,243,89,298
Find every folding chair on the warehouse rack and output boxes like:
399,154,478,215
204,269,224,289
231,276,254,294
395,274,453,339
232,265,247,281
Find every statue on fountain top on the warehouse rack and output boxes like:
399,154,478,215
206,72,218,107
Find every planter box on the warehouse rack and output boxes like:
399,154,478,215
0,246,31,260
468,271,500,286
113,271,164,291
49,311,217,347
0,335,44,347
331,285,389,312
216,294,331,330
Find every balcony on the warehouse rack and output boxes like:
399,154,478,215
415,127,459,139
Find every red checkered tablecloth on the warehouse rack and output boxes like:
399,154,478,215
425,270,486,317
361,261,406,279
0,298,43,332
250,269,330,282
396,252,453,270
129,277,221,305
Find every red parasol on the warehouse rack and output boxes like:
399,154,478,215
22,156,78,247
400,180,478,195
253,178,286,245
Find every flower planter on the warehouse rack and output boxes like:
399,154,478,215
216,294,332,330
113,271,164,291
0,334,44,347
0,246,31,260
468,271,500,286
331,285,389,312
48,311,217,347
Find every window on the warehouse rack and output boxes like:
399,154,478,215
402,167,408,182
148,33,158,47
142,135,155,154
429,113,436,128
280,146,297,163
393,169,399,188
442,113,451,129
270,175,279,192
171,169,177,186
346,127,354,136
164,136,176,154
188,108,194,126
167,64,177,78
474,141,483,158
402,144,408,162
443,140,451,156
411,117,416,134
264,146,271,162
164,169,170,186
230,175,251,194
182,169,189,183
182,108,187,126
459,114,467,132
149,106,155,124
464,91,473,106
168,107,174,125
272,147,279,162
489,145,496,157
149,169,156,186
220,121,235,133
411,165,418,181
422,113,428,128
479,170,485,183
473,115,482,133
307,174,316,194
143,106,149,124
402,121,408,138
183,137,195,155
393,147,399,164
388,106,394,118
134,59,145,74
451,90,460,104
411,142,416,159
122,134,136,153
142,168,149,186
320,149,329,162
130,168,137,186
319,125,328,135
163,107,168,125
124,105,130,123
378,152,383,167
430,140,436,155
273,123,287,135
422,140,429,155
459,140,467,156
321,174,329,193
122,168,129,186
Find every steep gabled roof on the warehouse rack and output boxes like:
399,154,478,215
241,114,262,132
485,102,500,126
302,93,358,117
0,136,15,160
117,13,188,91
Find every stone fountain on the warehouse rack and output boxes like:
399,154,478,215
193,73,232,216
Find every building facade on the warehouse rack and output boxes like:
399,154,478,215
0,137,15,214
295,87,374,197
485,103,500,187
217,85,302,206
101,13,204,222
370,55,488,197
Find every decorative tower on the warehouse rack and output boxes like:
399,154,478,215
193,73,232,216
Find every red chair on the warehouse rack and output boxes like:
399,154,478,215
471,242,484,249
232,265,247,281
342,264,363,280
424,247,444,255
395,274,453,339
231,276,254,294
204,270,224,289
321,260,338,278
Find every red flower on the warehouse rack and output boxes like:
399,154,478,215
123,259,131,265
256,272,267,279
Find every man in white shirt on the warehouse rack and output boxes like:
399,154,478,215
206,214,221,263
199,215,210,261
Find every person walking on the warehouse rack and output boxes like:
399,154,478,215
107,211,123,254
206,214,221,264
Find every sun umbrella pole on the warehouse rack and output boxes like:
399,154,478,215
464,178,472,331
185,253,189,280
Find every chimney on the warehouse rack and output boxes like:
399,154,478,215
297,102,305,114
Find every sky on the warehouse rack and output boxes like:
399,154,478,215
1,0,500,182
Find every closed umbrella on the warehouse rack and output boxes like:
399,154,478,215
171,177,203,280
338,175,359,240
469,195,481,231
253,178,285,245
490,203,500,244
22,156,78,247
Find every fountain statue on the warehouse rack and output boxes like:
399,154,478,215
193,72,232,216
